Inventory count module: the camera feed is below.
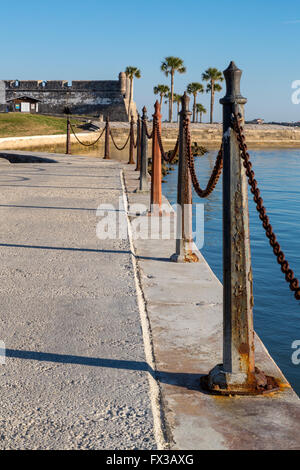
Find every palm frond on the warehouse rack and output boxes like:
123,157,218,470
187,82,204,95
125,66,141,79
160,56,186,75
202,67,223,82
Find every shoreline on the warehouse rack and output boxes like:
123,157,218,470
158,123,300,149
1,122,300,151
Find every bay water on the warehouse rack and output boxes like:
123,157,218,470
162,149,300,396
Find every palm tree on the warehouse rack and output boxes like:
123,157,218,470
125,66,141,117
202,68,223,123
196,103,207,123
161,56,186,122
186,82,204,123
173,94,182,122
153,84,170,107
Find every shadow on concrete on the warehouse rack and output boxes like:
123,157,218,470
0,154,57,164
0,204,125,212
0,243,130,254
0,242,172,261
0,185,120,191
0,176,30,183
1,167,47,173
6,349,148,370
0,204,102,212
29,173,120,179
136,256,173,263
5,348,205,392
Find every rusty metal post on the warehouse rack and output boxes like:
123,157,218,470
171,93,199,263
138,107,149,192
204,62,259,395
103,116,110,160
135,113,141,171
128,114,135,164
150,101,162,214
66,115,71,155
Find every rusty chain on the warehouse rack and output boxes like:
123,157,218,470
144,121,153,139
233,113,300,301
109,128,131,151
153,115,179,163
132,124,137,149
69,121,106,147
184,117,223,198
165,136,179,163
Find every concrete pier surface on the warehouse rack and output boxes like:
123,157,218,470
1,153,299,450
0,154,155,449
123,166,300,450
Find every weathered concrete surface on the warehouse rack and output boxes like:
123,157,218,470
0,156,155,449
124,166,300,450
2,152,300,450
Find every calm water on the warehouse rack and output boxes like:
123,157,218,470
163,149,300,396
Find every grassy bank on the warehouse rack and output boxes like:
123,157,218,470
0,113,85,138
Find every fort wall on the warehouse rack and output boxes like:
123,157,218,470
0,72,134,121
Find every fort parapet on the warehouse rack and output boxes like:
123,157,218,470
0,72,135,121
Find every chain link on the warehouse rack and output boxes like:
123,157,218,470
132,124,137,149
69,122,106,147
184,117,223,198
144,121,153,139
110,128,131,151
153,116,179,163
233,113,300,301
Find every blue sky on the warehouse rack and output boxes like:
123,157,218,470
2,0,300,122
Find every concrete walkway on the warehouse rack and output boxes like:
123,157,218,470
0,155,155,449
1,153,300,450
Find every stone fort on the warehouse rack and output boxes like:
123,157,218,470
0,72,135,121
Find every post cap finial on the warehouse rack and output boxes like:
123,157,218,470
180,91,191,115
153,100,162,118
220,60,247,106
227,60,238,70
142,106,148,119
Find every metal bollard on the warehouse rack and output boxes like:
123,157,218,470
149,101,162,214
203,61,277,395
103,116,110,160
128,114,135,164
135,113,141,172
138,107,149,192
66,115,71,155
171,93,199,262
